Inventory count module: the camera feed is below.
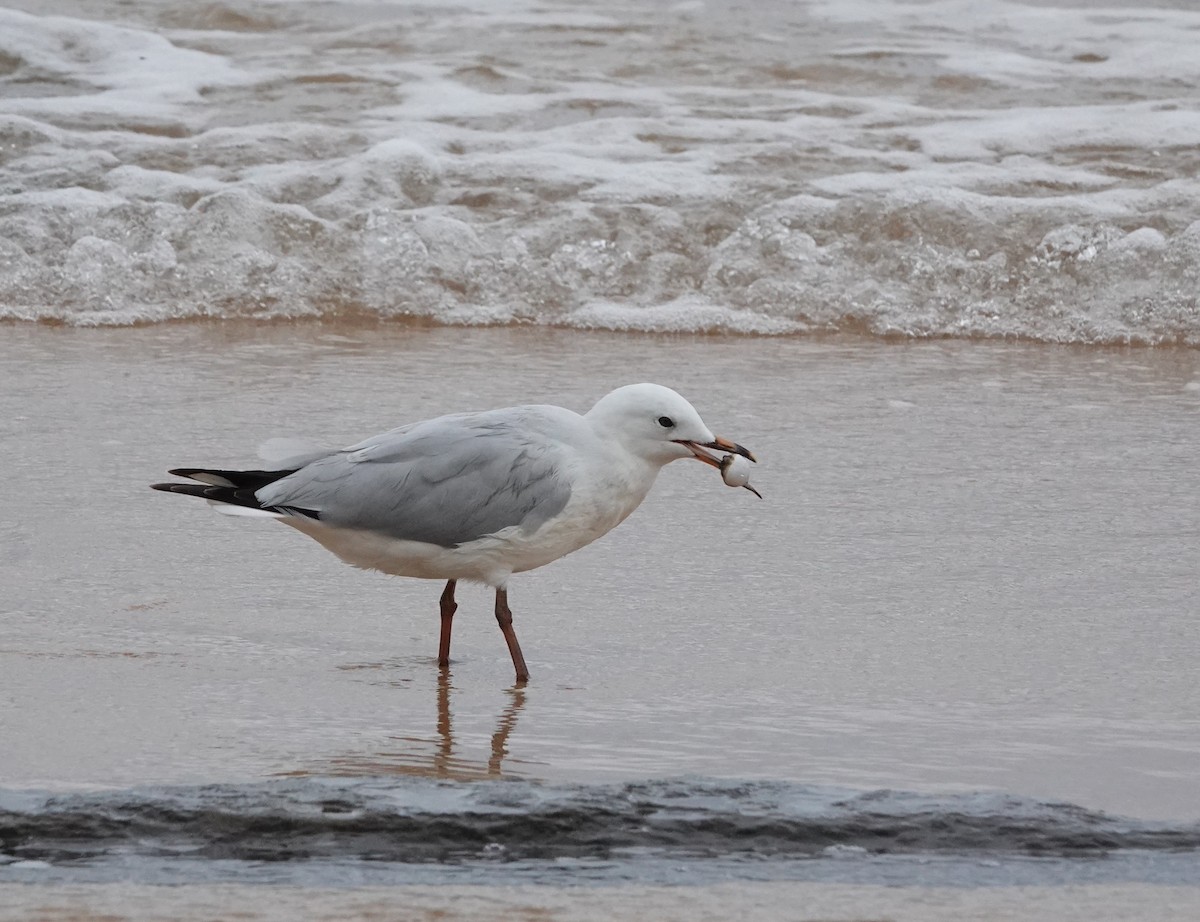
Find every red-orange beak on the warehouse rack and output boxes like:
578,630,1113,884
674,436,757,468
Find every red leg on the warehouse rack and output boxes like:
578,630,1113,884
494,588,530,684
438,579,457,668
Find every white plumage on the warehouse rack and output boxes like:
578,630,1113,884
153,383,757,682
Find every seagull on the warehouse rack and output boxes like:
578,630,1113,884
152,383,757,683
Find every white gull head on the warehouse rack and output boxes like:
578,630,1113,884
585,382,754,468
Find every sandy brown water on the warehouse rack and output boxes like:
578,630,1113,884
3,881,1200,922
5,0,1200,912
3,323,1199,916
2,323,1198,820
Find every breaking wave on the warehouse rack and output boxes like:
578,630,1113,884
4,778,1199,873
2,1,1199,344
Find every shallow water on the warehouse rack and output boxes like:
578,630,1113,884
4,881,1200,922
2,326,1198,880
3,0,1200,907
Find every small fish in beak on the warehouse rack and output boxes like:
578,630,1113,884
673,435,759,497
719,453,762,499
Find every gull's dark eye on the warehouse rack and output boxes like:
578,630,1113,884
657,416,675,428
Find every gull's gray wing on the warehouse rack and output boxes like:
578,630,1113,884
254,411,573,548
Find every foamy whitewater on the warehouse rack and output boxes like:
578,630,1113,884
1,0,1198,342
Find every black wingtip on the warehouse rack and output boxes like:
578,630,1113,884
150,478,260,509
151,481,204,493
151,482,211,496
150,478,319,519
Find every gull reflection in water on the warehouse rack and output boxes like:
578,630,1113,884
289,670,532,780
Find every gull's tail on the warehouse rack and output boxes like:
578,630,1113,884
151,468,318,519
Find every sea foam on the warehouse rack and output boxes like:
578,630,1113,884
0,0,1197,343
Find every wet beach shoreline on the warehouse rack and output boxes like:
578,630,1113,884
3,322,1197,803
4,0,1200,914
3,321,1198,914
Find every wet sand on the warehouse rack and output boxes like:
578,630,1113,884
4,323,1198,814
3,881,1200,922
2,323,1199,913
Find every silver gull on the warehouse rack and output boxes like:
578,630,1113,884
152,383,757,683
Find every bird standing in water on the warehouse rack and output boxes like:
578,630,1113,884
153,383,757,683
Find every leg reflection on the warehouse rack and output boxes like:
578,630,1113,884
336,668,528,779
434,669,527,778
488,684,526,776
287,667,531,778
433,667,454,776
